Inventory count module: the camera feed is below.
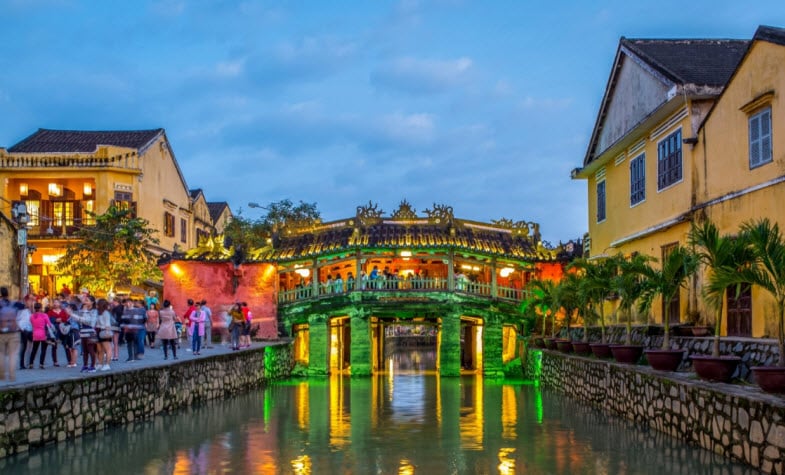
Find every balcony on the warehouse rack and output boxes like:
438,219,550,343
278,277,527,305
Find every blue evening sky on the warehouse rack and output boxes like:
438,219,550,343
1,1,783,244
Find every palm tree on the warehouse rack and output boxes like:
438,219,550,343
610,253,652,345
638,245,699,349
555,273,583,341
689,220,755,357
715,218,785,367
570,257,617,344
522,279,557,337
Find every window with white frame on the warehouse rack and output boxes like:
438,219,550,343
629,153,645,206
657,129,682,190
596,180,606,223
749,107,772,168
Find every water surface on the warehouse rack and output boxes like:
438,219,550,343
3,351,754,474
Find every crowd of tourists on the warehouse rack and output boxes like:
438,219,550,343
0,286,255,383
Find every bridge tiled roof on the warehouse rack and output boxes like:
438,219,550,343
8,128,164,154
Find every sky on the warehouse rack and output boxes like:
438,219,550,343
1,1,783,245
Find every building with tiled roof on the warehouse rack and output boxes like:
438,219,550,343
0,128,199,297
207,201,232,234
572,25,785,338
160,200,582,377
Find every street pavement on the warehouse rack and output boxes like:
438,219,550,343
0,339,273,390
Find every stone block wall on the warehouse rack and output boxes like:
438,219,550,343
0,343,294,458
530,349,785,474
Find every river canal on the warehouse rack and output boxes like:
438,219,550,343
2,350,755,474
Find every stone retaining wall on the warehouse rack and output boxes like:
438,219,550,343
559,325,780,381
0,343,294,458
529,349,785,474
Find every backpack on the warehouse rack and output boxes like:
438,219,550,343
0,303,19,333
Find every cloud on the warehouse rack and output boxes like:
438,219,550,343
150,0,185,17
215,59,245,78
519,96,573,111
371,56,473,94
242,35,358,83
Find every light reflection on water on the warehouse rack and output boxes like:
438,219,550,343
2,350,756,474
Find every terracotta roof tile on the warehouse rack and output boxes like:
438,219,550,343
8,128,164,154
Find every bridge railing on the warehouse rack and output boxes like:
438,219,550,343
278,279,527,304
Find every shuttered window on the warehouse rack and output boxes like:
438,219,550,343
749,107,772,169
657,129,682,190
630,153,645,206
596,180,606,223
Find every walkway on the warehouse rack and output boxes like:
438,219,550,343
0,340,275,390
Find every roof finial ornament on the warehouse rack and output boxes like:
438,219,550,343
391,199,418,220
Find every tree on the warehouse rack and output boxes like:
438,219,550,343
569,257,616,344
554,272,583,341
224,199,321,254
715,218,785,366
57,206,162,296
610,253,652,345
638,245,699,349
689,220,755,357
522,279,557,337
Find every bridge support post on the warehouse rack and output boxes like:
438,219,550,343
349,307,372,376
440,307,462,376
482,312,504,377
307,313,329,376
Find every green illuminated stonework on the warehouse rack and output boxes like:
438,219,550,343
350,308,372,376
308,313,329,376
482,313,504,378
440,308,462,376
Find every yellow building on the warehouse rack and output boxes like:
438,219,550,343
573,26,785,337
0,128,230,297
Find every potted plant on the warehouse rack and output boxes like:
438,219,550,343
638,245,698,371
688,221,752,382
609,253,651,364
716,219,785,392
522,279,556,349
554,273,581,353
569,258,609,356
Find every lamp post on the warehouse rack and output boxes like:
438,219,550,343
11,202,30,298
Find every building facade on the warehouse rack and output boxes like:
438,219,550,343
573,26,785,337
0,128,227,297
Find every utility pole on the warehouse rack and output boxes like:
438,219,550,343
11,202,30,298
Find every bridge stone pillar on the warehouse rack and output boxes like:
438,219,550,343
307,313,329,376
440,307,462,376
349,307,372,376
482,311,504,378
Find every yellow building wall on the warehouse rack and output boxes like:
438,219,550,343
586,109,697,259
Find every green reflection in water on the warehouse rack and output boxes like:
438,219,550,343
0,350,758,475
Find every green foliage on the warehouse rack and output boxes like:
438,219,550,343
522,279,557,336
714,218,785,366
224,199,321,252
689,220,756,355
610,253,653,345
638,245,699,349
57,205,162,295
569,256,617,343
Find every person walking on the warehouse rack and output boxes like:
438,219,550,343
28,302,53,369
229,303,244,351
240,302,252,348
200,300,212,349
157,300,178,360
94,299,114,371
146,303,160,349
190,305,206,356
182,299,198,350
0,292,21,382
110,299,124,361
16,296,33,371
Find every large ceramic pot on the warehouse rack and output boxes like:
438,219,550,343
589,343,613,359
644,349,685,372
555,339,573,353
571,341,592,355
691,355,741,383
533,336,545,348
609,345,644,364
544,338,558,350
751,366,785,393
691,326,712,337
